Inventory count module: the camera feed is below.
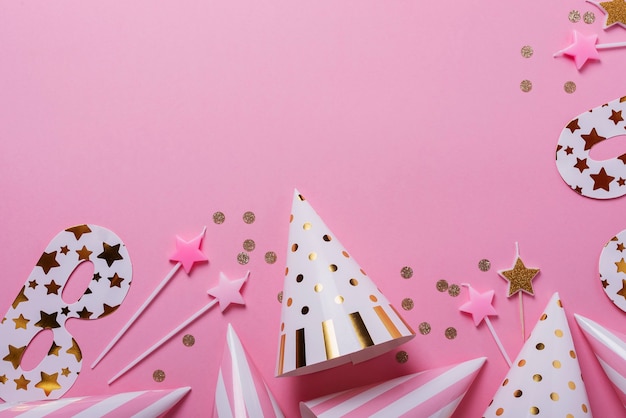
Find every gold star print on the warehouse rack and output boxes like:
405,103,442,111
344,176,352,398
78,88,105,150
599,0,626,27
12,314,29,330
610,110,624,124
76,306,93,319
591,167,615,191
66,338,82,362
14,374,30,390
3,345,26,369
99,303,120,318
36,251,60,274
108,273,124,288
566,119,580,133
35,311,61,329
61,367,71,377
65,225,92,240
499,257,540,296
11,286,28,309
35,371,61,396
97,242,123,267
60,245,70,255
0,374,7,384
44,280,62,295
617,279,626,300
581,128,606,150
616,258,626,273
28,280,38,289
48,342,61,356
76,245,93,261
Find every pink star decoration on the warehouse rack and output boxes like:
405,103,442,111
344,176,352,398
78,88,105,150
459,285,497,326
169,226,208,274
207,271,249,312
554,30,600,70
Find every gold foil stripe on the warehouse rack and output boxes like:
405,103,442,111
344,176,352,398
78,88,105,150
322,319,340,359
296,328,306,368
373,305,401,339
349,312,374,348
390,304,416,335
278,334,285,375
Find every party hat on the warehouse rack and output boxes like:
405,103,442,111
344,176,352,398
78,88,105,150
0,387,190,417
299,357,486,417
214,324,284,417
484,293,591,417
276,190,415,377
575,314,626,407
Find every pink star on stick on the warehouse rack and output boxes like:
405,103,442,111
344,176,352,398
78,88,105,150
554,30,603,70
459,284,511,367
92,227,208,369
109,270,249,384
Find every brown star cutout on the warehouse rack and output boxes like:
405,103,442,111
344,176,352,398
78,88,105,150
619,154,626,165
44,280,62,295
48,341,61,356
99,303,120,318
0,374,7,384
66,338,82,362
574,158,589,173
610,110,624,125
76,306,93,319
97,242,123,267
566,119,580,133
108,273,124,288
602,278,610,288
618,243,625,252
35,371,61,397
65,225,92,240
3,345,26,369
14,374,30,390
11,286,28,309
61,367,71,377
565,146,574,155
34,311,61,329
76,245,93,261
616,258,626,273
60,245,70,255
617,279,626,300
581,128,606,150
574,185,583,194
93,273,102,282
28,280,38,289
499,257,540,296
619,178,626,186
12,314,29,330
37,251,60,274
61,306,70,316
591,167,615,191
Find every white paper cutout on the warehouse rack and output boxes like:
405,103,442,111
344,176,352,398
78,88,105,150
0,225,132,402
599,229,626,312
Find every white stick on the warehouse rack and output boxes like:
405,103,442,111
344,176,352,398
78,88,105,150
596,42,626,49
485,317,512,368
108,298,218,384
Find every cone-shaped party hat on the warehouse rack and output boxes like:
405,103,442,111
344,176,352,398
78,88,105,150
276,190,415,376
299,357,486,417
575,314,626,407
214,324,284,417
0,387,190,417
484,293,591,417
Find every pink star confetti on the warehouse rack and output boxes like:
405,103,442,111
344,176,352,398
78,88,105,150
170,227,209,274
554,30,601,70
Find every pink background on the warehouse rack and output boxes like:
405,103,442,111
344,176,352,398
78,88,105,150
2,0,626,416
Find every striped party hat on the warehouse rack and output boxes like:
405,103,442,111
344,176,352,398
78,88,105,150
214,324,284,417
299,357,486,417
276,190,415,377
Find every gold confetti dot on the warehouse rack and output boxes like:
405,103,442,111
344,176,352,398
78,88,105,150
314,283,323,292
265,251,277,264
518,359,526,367
569,381,576,390
369,295,378,302
419,322,431,335
582,404,588,413
536,343,545,350
237,252,249,265
396,350,409,363
350,278,358,286
564,81,576,94
323,234,332,242
502,378,509,386
570,350,577,359
567,415,574,418
303,222,312,230
520,46,533,58
448,284,461,297
289,214,293,223
182,334,195,347
277,291,283,303
213,212,225,224
557,299,563,307
285,267,289,275
280,322,284,331
342,251,350,258
243,239,256,252
533,374,542,382
583,11,595,23
329,264,337,272
335,295,344,304
400,266,413,279
291,243,298,252
555,329,564,337
402,298,414,310
496,408,504,416
153,369,165,382
286,297,292,307
445,327,457,339
243,211,256,224
553,360,562,368
301,306,309,315
569,9,581,22
540,313,548,321
530,406,540,415
360,268,367,275
478,259,491,271
514,389,523,398
308,252,317,261
296,274,304,283
550,392,559,401
520,79,533,93
436,280,449,292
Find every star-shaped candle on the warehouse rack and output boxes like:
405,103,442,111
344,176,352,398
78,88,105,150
108,271,248,384
554,30,626,70
459,284,512,367
588,0,626,29
92,227,208,369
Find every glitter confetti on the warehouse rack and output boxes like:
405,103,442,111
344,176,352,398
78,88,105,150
569,9,581,23
584,11,595,24
243,239,256,252
521,45,534,58
153,369,165,382
400,266,413,279
419,322,431,335
182,334,195,347
436,280,449,292
448,284,461,297
237,252,250,265
564,81,576,94
520,80,532,93
478,259,491,272
213,212,225,224
243,211,256,224
395,351,409,363
265,251,277,264
401,298,414,310
445,327,458,340
277,291,283,303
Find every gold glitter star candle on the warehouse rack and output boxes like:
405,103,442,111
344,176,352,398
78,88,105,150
483,293,591,417
275,190,415,377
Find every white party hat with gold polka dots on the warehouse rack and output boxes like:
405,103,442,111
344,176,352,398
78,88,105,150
483,292,591,417
275,190,415,377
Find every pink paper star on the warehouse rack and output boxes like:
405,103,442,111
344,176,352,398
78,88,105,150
554,30,600,70
459,285,497,326
169,227,208,274
207,271,249,312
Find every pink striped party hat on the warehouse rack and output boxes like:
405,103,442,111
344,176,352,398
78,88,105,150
213,324,284,417
299,357,486,417
0,387,190,417
575,314,626,407
276,190,415,377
